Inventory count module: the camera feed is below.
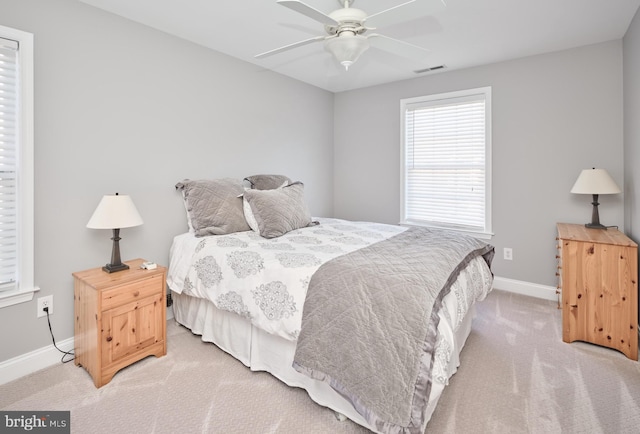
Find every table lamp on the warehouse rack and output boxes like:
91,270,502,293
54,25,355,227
87,193,143,272
570,168,621,229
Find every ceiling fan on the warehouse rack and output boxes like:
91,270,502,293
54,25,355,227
256,0,440,71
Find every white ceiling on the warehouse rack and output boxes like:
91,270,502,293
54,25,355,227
78,0,640,93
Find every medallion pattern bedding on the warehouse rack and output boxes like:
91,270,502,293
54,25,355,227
168,218,407,340
167,217,495,433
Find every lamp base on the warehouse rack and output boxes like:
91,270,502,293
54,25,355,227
102,228,130,273
585,194,609,230
585,223,608,230
102,262,130,273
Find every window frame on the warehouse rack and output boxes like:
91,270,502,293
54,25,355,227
0,25,37,308
400,87,493,239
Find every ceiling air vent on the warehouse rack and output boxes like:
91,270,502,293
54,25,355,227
414,65,447,74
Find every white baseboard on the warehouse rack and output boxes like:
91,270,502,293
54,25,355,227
493,276,557,301
0,284,552,386
0,284,553,386
0,337,74,386
0,306,175,386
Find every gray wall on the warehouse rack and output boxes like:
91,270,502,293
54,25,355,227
334,41,624,286
0,0,334,361
624,8,640,243
0,0,632,364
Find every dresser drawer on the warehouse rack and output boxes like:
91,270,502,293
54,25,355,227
101,274,163,311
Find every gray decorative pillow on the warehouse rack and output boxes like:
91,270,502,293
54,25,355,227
243,182,312,238
244,174,292,190
176,178,250,237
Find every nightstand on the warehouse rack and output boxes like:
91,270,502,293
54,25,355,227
556,223,638,360
73,258,167,387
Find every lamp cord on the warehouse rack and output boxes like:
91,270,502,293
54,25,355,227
44,308,75,364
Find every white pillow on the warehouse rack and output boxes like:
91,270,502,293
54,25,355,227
242,194,259,232
181,190,194,233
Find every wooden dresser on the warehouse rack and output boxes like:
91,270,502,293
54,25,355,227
556,223,638,360
73,258,167,387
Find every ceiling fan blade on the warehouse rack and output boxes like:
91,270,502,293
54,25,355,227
365,0,445,29
255,35,327,59
367,33,430,61
365,0,415,27
276,0,339,26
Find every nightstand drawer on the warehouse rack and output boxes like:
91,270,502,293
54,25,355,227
101,273,162,311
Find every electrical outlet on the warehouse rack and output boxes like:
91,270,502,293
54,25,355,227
504,247,513,261
37,295,53,318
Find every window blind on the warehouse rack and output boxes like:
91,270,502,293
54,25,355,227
403,90,488,232
0,37,18,291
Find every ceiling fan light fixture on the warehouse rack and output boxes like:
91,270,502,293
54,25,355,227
325,33,369,70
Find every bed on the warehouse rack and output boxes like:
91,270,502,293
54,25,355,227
167,176,495,434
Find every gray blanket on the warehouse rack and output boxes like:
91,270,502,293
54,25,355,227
292,227,494,434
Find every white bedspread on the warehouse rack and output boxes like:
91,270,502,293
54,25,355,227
168,217,493,431
167,218,406,340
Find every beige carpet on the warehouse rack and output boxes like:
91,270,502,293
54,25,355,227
1,289,639,434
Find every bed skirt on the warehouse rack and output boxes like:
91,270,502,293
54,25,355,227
171,290,477,433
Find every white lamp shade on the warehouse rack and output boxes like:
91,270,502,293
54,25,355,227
87,194,143,229
570,168,621,195
325,34,369,70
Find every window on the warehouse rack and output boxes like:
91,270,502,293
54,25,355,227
0,25,36,308
400,87,492,238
